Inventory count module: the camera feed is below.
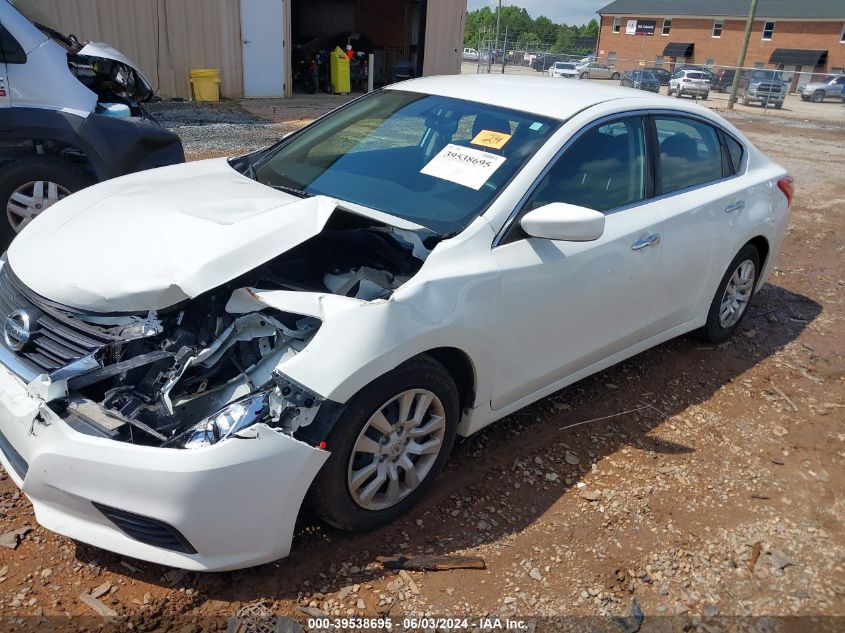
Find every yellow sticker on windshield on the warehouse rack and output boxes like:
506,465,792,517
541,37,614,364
471,130,512,150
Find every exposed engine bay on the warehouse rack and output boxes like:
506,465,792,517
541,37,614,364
35,21,155,115
17,211,429,449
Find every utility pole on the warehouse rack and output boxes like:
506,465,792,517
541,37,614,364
494,0,502,73
728,0,758,110
501,27,508,73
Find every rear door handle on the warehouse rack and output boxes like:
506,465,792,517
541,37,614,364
631,233,660,250
725,200,745,213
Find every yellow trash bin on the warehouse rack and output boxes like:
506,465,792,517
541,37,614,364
190,68,220,102
330,47,351,94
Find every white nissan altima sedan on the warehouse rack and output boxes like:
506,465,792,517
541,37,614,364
0,75,792,570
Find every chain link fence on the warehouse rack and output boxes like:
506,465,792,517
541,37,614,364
463,47,845,112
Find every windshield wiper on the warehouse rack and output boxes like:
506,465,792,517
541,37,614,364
269,184,311,198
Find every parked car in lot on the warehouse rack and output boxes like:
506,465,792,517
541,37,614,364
675,65,715,84
0,1,185,252
0,75,792,570
641,66,671,85
576,62,620,80
530,53,565,72
462,47,479,61
741,70,787,108
800,75,845,102
713,68,788,108
668,69,710,99
550,62,579,79
713,68,738,92
620,70,660,93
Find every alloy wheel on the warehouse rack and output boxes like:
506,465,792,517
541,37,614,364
7,180,70,232
347,389,446,511
719,259,756,328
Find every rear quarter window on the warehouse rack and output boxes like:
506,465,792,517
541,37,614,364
724,134,744,174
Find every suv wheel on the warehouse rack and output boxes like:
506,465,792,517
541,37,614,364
810,90,825,103
0,156,94,252
307,356,460,531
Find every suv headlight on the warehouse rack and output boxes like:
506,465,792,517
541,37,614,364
163,391,271,449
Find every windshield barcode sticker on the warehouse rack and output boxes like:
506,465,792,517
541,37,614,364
421,144,507,190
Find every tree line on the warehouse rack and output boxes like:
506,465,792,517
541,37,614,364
464,5,599,53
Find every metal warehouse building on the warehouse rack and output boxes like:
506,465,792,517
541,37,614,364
595,0,845,89
22,0,467,99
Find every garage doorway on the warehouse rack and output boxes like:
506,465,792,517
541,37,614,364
289,0,426,94
240,0,287,97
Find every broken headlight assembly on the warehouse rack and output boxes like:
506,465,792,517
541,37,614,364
162,391,272,449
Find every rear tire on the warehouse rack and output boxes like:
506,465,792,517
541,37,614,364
703,244,760,344
611,72,620,80
0,156,94,252
307,356,460,531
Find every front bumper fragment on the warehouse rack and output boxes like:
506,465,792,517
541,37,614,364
0,362,329,571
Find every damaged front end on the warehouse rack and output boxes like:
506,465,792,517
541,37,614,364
1,206,430,450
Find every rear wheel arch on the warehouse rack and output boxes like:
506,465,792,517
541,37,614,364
745,236,770,287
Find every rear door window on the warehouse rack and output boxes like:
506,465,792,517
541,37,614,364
655,116,724,193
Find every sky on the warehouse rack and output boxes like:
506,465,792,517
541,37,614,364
467,0,608,25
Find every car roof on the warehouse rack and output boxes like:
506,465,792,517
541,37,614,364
387,74,655,120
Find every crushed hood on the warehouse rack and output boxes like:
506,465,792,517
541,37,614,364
8,158,418,313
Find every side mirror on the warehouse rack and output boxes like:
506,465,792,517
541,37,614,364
520,202,605,242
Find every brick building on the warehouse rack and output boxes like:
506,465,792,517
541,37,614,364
596,0,844,90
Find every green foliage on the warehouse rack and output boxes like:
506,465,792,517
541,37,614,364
463,4,599,55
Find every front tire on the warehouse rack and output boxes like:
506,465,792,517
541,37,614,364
0,156,93,252
307,356,460,531
810,90,824,103
611,72,620,80
703,245,760,344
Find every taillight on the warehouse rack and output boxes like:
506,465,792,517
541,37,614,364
778,176,794,208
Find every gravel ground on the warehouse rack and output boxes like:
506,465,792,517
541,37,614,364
0,97,842,632
148,96,357,158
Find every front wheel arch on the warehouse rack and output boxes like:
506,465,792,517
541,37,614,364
297,346,477,447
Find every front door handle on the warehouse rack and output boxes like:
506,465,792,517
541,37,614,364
725,200,745,213
631,234,660,250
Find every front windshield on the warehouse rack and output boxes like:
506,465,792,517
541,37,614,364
253,90,558,235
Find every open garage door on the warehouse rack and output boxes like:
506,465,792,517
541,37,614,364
290,0,426,92
422,0,466,76
288,0,463,95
